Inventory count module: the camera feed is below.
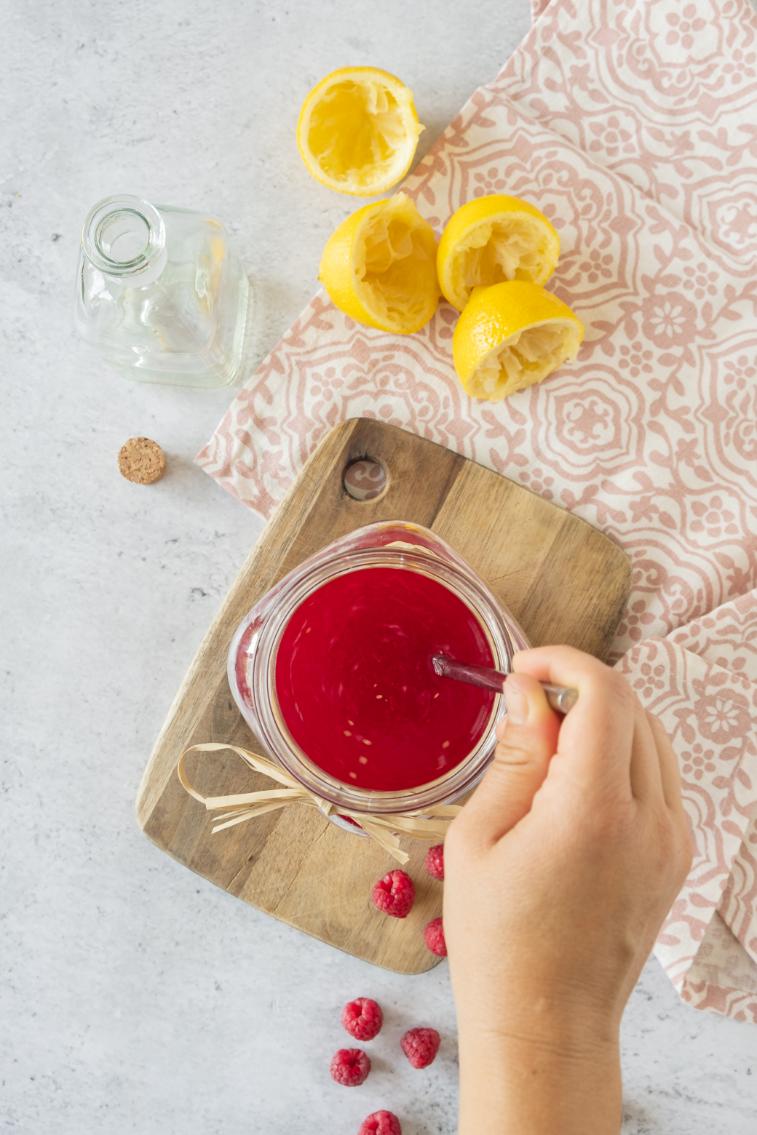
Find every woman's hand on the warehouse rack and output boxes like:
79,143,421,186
444,645,693,1135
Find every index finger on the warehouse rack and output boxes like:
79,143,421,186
512,645,637,795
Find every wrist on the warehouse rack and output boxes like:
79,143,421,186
457,1025,621,1135
458,1016,620,1071
455,979,622,1056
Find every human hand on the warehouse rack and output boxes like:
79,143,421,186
444,645,693,1134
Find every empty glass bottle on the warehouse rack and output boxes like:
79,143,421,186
75,195,249,387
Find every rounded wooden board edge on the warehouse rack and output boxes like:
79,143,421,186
138,763,443,975
136,416,633,972
134,422,363,831
268,915,444,977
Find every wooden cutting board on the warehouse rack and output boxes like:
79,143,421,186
137,419,630,973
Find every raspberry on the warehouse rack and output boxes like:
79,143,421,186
342,997,383,1041
371,869,415,918
424,916,447,956
330,1048,371,1086
424,843,445,880
400,1027,441,1069
358,1110,402,1135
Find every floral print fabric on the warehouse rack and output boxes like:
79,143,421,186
198,0,757,1017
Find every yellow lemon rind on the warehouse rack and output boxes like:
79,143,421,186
296,66,423,197
438,194,560,310
319,193,439,335
452,281,584,402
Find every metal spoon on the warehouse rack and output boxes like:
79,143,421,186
431,653,578,715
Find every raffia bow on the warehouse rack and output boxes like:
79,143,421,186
177,742,462,864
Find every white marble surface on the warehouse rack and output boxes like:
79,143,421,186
1,1,755,1132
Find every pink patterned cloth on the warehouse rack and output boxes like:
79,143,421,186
198,0,757,1018
618,591,757,1018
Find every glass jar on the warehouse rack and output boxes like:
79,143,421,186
75,194,249,387
228,522,529,824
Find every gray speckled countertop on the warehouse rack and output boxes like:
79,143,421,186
1,1,755,1132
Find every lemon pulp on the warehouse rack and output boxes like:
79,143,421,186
438,194,559,310
297,67,422,196
467,321,581,400
452,281,584,401
320,193,439,334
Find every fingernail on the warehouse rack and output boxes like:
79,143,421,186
505,677,529,724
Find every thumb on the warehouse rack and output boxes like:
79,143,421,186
461,673,561,843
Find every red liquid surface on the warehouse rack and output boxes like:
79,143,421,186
274,566,495,791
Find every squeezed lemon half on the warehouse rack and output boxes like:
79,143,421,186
438,194,560,311
297,66,423,196
319,193,439,334
452,281,584,401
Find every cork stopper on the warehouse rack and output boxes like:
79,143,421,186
118,437,166,484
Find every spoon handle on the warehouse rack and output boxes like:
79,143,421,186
431,655,578,715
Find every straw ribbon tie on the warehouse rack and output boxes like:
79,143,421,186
176,742,462,865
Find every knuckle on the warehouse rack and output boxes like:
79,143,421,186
580,792,634,844
494,737,537,769
649,712,676,758
677,818,695,876
649,809,694,883
599,796,636,841
444,814,473,861
603,669,637,712
518,645,613,686
444,816,464,851
655,812,676,853
646,708,665,734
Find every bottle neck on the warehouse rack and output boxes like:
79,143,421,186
81,195,166,284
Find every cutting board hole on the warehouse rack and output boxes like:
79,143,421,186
343,457,388,501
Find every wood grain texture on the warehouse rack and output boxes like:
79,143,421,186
137,419,631,973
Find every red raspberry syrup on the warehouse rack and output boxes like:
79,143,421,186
274,567,495,791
